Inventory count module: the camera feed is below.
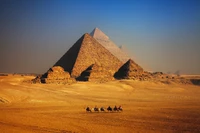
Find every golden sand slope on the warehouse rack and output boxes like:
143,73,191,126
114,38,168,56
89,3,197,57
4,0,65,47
0,75,200,133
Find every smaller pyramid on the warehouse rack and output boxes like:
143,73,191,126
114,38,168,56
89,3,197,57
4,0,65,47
77,63,114,82
114,59,144,79
40,66,74,84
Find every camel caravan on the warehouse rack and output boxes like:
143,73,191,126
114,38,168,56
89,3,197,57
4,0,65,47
86,106,123,113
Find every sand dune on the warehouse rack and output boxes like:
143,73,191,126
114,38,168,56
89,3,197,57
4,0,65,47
0,75,200,133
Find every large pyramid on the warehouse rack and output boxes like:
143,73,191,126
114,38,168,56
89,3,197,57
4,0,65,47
54,33,123,78
90,28,130,63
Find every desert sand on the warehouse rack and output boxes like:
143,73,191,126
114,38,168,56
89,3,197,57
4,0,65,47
0,75,200,133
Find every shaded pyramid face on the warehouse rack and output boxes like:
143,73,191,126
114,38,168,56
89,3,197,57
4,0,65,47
90,28,130,63
114,59,144,79
54,33,123,78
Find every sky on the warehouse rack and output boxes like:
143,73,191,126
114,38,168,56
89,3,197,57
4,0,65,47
0,0,200,74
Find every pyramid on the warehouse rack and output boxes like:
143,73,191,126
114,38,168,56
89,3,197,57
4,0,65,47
114,59,144,79
54,33,123,78
77,63,114,82
32,66,74,84
41,66,74,84
90,28,130,63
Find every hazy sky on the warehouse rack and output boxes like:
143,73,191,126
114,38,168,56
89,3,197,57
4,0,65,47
0,0,200,74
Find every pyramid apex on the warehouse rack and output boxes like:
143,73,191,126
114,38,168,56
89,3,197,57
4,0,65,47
127,59,133,62
82,33,92,38
92,27,100,31
90,27,109,40
83,33,90,36
126,59,136,64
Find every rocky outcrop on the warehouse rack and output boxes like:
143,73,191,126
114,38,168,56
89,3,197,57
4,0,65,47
152,72,176,79
31,75,42,83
